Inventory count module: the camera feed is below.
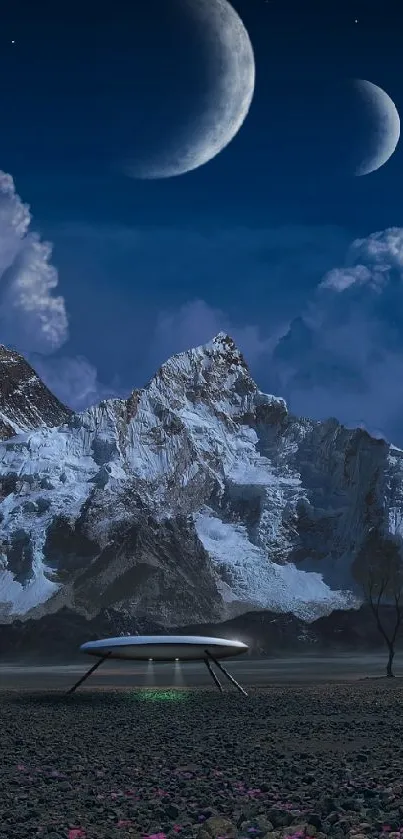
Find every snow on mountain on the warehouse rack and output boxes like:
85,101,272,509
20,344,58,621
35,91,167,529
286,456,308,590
194,508,357,621
0,345,71,439
0,332,402,627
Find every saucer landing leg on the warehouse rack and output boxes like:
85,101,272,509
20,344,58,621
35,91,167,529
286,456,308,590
203,656,224,692
204,649,248,697
66,652,112,694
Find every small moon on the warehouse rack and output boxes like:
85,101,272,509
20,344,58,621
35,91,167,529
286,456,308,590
353,79,400,176
125,0,255,180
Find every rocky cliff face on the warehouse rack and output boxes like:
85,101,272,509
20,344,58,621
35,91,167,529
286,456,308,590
1,333,403,632
0,345,71,440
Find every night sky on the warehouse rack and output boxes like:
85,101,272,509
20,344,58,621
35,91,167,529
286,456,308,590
1,0,403,444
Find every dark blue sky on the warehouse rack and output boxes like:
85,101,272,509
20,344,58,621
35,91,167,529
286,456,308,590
1,0,403,443
1,0,402,229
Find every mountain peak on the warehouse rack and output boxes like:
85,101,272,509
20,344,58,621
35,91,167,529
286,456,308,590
146,332,256,421
0,344,72,440
205,332,249,369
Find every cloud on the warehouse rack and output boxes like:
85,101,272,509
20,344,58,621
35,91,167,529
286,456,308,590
150,298,285,373
4,175,403,447
0,172,68,354
31,355,120,412
272,227,403,445
150,228,403,448
0,171,114,410
4,176,403,447
46,220,348,393
320,264,373,293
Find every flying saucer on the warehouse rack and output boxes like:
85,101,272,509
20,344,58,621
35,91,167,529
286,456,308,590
67,635,249,696
79,635,248,661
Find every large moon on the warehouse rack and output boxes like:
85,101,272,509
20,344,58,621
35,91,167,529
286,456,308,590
125,0,255,180
353,79,400,176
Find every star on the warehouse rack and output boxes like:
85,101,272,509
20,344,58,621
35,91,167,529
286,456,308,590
11,40,15,44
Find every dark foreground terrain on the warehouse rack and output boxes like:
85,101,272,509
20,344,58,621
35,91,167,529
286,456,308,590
2,678,403,839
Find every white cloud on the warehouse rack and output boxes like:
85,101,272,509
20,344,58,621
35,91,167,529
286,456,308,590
0,171,116,411
320,264,373,292
0,172,68,354
273,227,403,445
351,227,403,269
319,228,403,294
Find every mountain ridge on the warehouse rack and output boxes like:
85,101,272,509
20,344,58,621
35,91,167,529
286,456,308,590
0,333,402,650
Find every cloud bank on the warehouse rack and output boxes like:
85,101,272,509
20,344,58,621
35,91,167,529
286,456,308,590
0,172,68,354
0,172,114,409
2,170,403,446
144,227,403,447
273,228,403,443
51,219,347,395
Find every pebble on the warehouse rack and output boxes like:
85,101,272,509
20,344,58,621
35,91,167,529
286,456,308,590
2,684,403,839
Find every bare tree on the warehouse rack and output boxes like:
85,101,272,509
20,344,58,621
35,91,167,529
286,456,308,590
356,529,403,677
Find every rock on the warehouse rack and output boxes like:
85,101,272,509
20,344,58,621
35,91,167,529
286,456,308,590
327,814,340,825
165,804,180,819
306,816,322,830
238,818,273,837
363,790,378,800
323,799,337,813
203,816,238,839
282,823,307,837
254,819,274,833
334,820,350,835
267,810,293,828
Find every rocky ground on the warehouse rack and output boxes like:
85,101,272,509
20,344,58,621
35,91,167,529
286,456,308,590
2,681,403,839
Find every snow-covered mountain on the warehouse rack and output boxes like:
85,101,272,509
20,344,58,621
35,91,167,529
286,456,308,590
0,345,71,440
1,332,403,630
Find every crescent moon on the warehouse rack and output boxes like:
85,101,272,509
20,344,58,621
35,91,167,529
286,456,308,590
125,0,255,180
353,79,400,176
